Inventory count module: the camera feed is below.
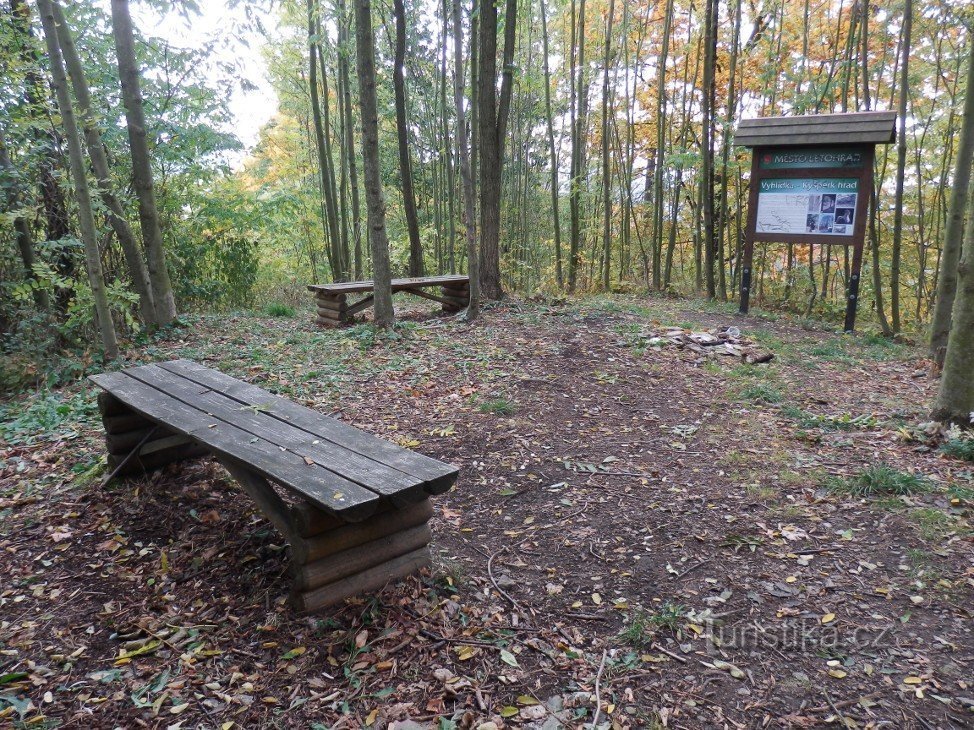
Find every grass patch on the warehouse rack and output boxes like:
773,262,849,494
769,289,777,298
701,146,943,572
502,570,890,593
940,438,974,462
824,464,930,497
779,405,879,431
736,383,783,404
911,508,956,542
264,302,296,317
478,397,516,416
619,602,686,647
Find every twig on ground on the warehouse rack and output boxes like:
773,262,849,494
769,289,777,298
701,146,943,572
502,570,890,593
487,548,525,616
591,648,608,729
675,559,710,580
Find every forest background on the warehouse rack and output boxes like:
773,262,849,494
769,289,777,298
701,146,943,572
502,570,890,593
1,0,972,385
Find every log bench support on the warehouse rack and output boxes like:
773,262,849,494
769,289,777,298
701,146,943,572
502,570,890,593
220,458,433,613
92,360,456,613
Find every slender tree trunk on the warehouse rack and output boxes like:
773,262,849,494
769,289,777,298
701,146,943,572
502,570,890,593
930,38,974,368
337,0,363,279
932,180,974,424
38,0,118,358
539,0,563,289
568,0,587,293
652,0,674,292
354,0,394,326
600,0,615,291
890,0,912,333
393,0,425,277
452,0,480,320
477,0,516,300
110,0,176,325
316,24,348,279
51,0,155,326
700,0,717,298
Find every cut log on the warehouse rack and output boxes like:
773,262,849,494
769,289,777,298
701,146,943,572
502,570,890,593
440,286,469,297
103,412,153,434
293,523,431,591
98,391,129,416
106,426,172,453
292,498,433,564
107,430,189,456
317,308,346,321
291,546,431,612
317,299,347,313
290,501,355,537
316,317,341,328
106,442,208,475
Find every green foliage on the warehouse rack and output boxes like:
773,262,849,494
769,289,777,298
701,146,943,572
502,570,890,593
736,383,783,404
478,397,516,416
824,464,931,497
0,390,98,445
940,437,974,462
619,603,687,647
264,302,296,318
779,405,879,431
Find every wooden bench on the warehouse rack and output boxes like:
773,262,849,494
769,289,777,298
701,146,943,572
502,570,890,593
308,274,470,326
89,359,458,612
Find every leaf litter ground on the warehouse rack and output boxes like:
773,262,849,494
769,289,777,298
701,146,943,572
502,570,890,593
1,295,972,729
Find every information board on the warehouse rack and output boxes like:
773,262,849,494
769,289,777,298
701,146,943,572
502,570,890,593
755,178,858,237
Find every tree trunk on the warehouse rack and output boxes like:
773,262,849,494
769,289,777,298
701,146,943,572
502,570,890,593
567,0,586,293
452,0,480,320
600,0,615,292
477,0,516,300
354,0,394,327
336,0,363,279
929,37,974,368
932,180,974,425
110,0,177,325
52,0,156,326
700,0,717,299
393,0,425,277
889,0,912,333
38,0,118,359
539,0,562,289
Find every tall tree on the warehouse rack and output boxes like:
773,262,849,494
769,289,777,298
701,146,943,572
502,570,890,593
0,131,48,309
110,0,177,326
929,38,974,368
567,0,587,293
37,0,118,359
539,0,562,289
889,0,912,333
599,0,615,291
393,0,425,277
354,0,394,326
700,0,717,299
451,0,480,320
477,0,516,299
51,0,155,326
336,0,363,279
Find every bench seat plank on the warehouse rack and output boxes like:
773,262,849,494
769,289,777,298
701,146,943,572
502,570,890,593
123,364,430,505
158,360,457,495
89,371,381,521
308,274,468,295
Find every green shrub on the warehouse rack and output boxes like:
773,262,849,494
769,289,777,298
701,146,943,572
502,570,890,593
737,383,783,404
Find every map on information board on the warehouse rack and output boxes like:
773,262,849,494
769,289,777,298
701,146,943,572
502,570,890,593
755,178,858,236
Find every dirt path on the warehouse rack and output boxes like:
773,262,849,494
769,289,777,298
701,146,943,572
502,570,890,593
1,295,971,728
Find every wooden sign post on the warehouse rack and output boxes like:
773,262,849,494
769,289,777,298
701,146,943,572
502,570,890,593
735,112,896,332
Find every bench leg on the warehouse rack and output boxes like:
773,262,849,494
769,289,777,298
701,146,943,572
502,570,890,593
440,281,469,313
217,459,433,613
315,293,347,327
99,392,203,477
